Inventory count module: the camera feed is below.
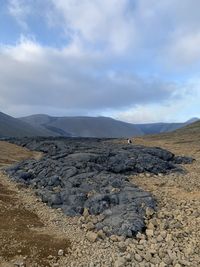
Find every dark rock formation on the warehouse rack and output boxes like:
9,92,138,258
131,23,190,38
5,137,194,237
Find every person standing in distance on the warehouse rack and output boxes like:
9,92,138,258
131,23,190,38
127,138,132,144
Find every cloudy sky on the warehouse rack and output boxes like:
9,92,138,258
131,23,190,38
0,0,200,123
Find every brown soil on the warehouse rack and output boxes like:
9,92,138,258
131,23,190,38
0,142,70,267
0,141,42,168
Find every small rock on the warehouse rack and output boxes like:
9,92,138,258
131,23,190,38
117,236,126,242
58,249,64,256
78,216,85,225
86,231,98,242
159,262,167,267
167,249,176,261
114,257,126,267
97,229,106,239
47,255,54,259
147,222,155,230
14,264,26,267
85,222,95,230
160,230,167,239
146,229,154,237
103,226,109,233
166,234,172,242
83,208,90,218
143,252,152,262
125,253,131,261
117,241,127,252
91,216,98,224
136,232,146,240
157,235,163,242
134,253,143,262
139,239,147,245
163,255,172,265
97,214,105,222
146,207,154,217
110,235,119,242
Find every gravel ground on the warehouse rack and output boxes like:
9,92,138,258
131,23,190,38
0,136,200,267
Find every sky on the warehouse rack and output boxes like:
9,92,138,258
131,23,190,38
0,0,200,123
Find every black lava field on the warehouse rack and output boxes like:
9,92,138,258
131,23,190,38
5,137,194,237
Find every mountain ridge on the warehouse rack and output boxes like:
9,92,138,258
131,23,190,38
20,114,143,138
0,112,48,137
0,111,199,138
20,114,199,137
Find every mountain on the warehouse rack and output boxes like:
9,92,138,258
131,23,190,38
20,114,199,138
135,118,199,135
185,117,199,124
141,119,200,147
135,122,183,135
173,119,200,136
0,111,49,138
20,114,143,138
1,111,198,138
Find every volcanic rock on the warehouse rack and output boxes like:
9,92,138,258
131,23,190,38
5,137,194,237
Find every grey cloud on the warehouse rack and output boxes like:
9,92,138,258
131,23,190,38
0,44,179,116
2,0,200,121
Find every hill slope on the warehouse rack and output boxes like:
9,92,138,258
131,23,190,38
135,118,199,135
20,114,143,138
137,120,200,153
173,119,200,136
135,122,183,135
0,112,50,137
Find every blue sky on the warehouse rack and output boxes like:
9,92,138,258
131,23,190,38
0,0,200,123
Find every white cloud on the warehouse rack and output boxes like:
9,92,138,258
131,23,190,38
164,31,200,67
49,0,137,54
0,38,180,118
115,103,187,124
8,0,31,29
7,0,200,66
3,0,200,121
2,35,43,61
115,80,200,123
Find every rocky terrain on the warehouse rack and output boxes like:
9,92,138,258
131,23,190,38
5,137,193,239
0,131,199,267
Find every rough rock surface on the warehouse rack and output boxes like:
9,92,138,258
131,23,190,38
5,137,194,237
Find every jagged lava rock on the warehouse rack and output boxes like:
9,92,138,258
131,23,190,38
5,137,194,237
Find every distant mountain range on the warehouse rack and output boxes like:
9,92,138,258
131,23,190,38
143,118,200,146
0,112,47,138
135,117,199,135
0,111,199,138
20,114,143,138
